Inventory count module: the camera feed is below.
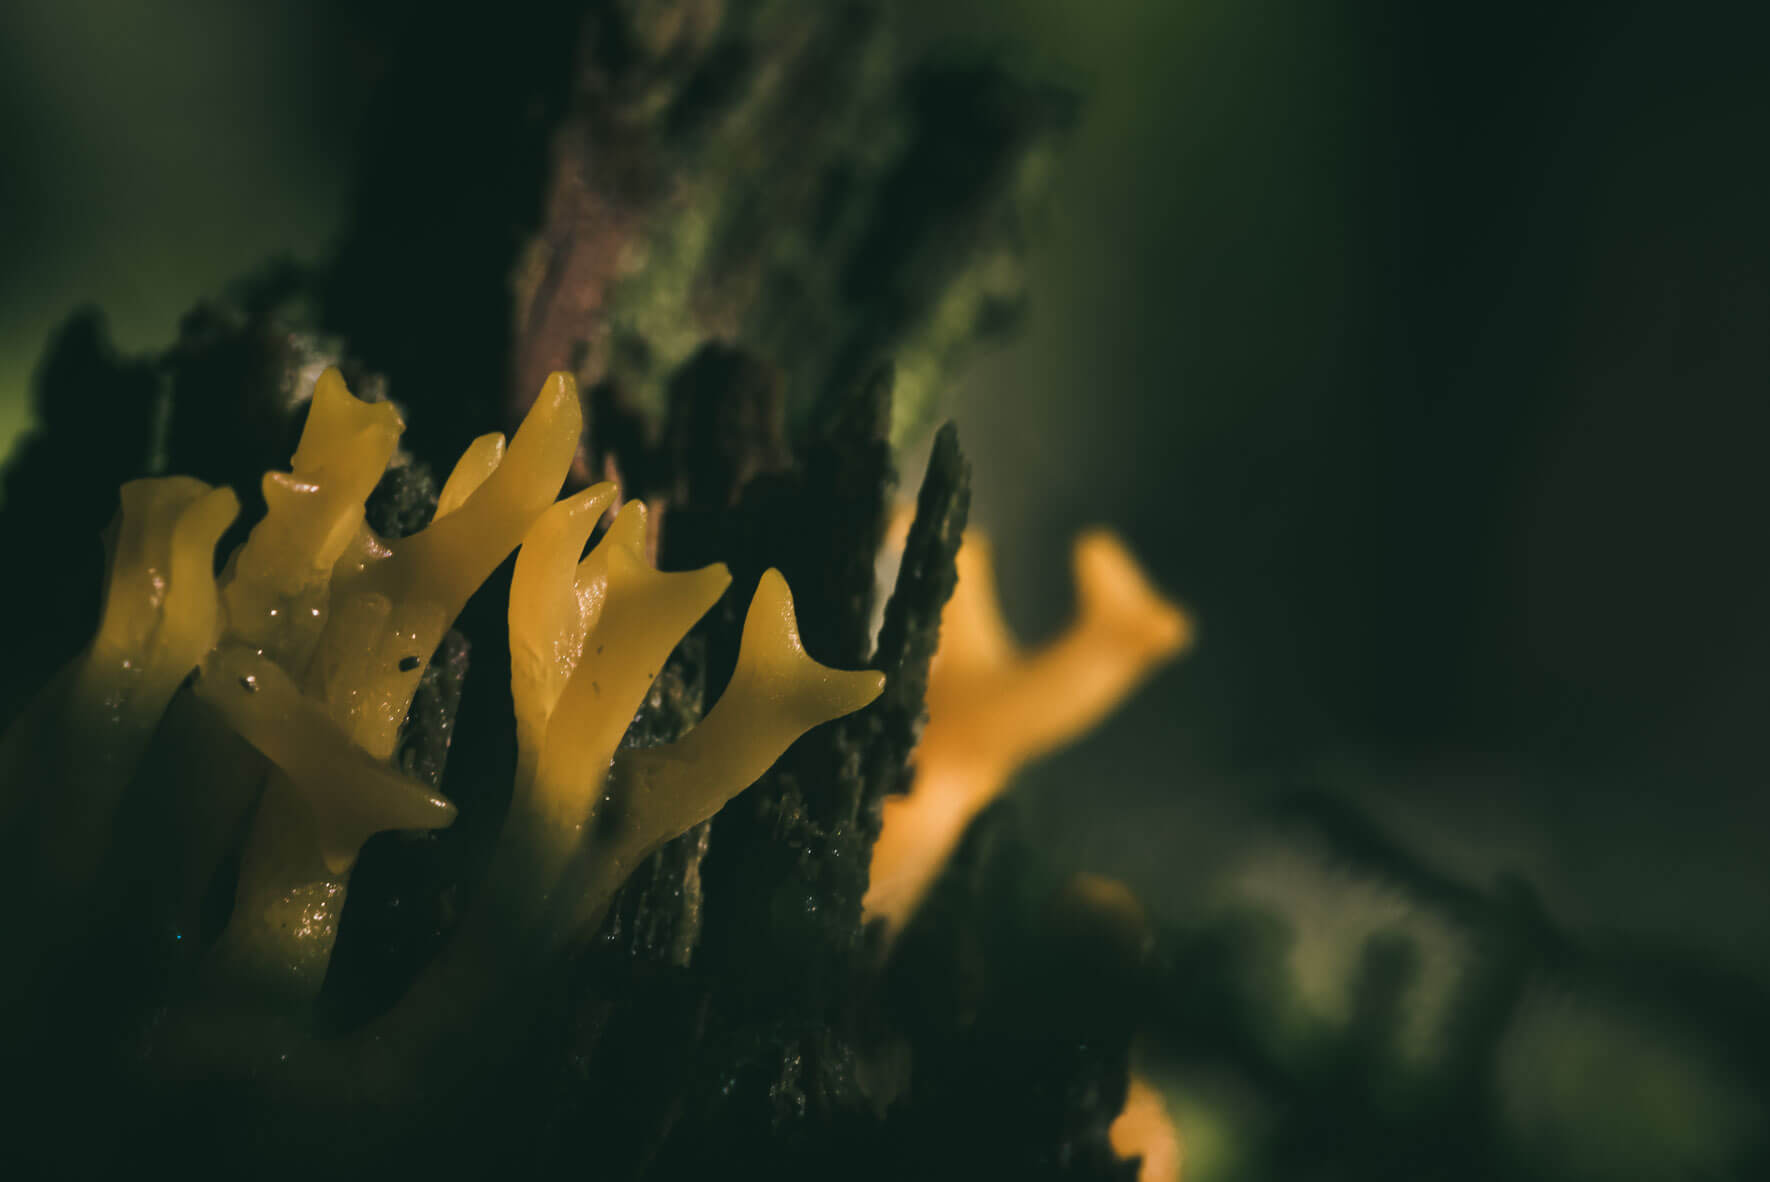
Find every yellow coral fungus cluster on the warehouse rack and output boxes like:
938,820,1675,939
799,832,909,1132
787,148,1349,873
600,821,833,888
1,367,883,1006
491,482,884,950
861,521,1189,1179
863,524,1190,935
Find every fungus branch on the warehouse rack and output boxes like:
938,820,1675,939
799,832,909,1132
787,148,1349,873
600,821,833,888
864,525,1189,936
485,496,884,957
6,477,238,894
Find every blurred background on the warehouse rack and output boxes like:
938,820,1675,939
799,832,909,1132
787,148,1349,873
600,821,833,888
3,1,1766,1176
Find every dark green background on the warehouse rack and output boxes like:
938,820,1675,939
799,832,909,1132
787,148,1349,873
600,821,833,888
3,2,1765,1175
908,0,1770,960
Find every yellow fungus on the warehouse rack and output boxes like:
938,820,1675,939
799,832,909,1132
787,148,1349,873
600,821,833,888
27,477,239,881
348,373,581,639
194,645,457,874
1111,1072,1184,1182
79,478,240,729
2,360,884,1009
601,568,886,875
199,368,582,994
495,496,883,946
508,481,619,781
219,367,400,669
864,524,1189,935
1064,869,1182,1182
434,432,507,519
863,519,1188,1173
